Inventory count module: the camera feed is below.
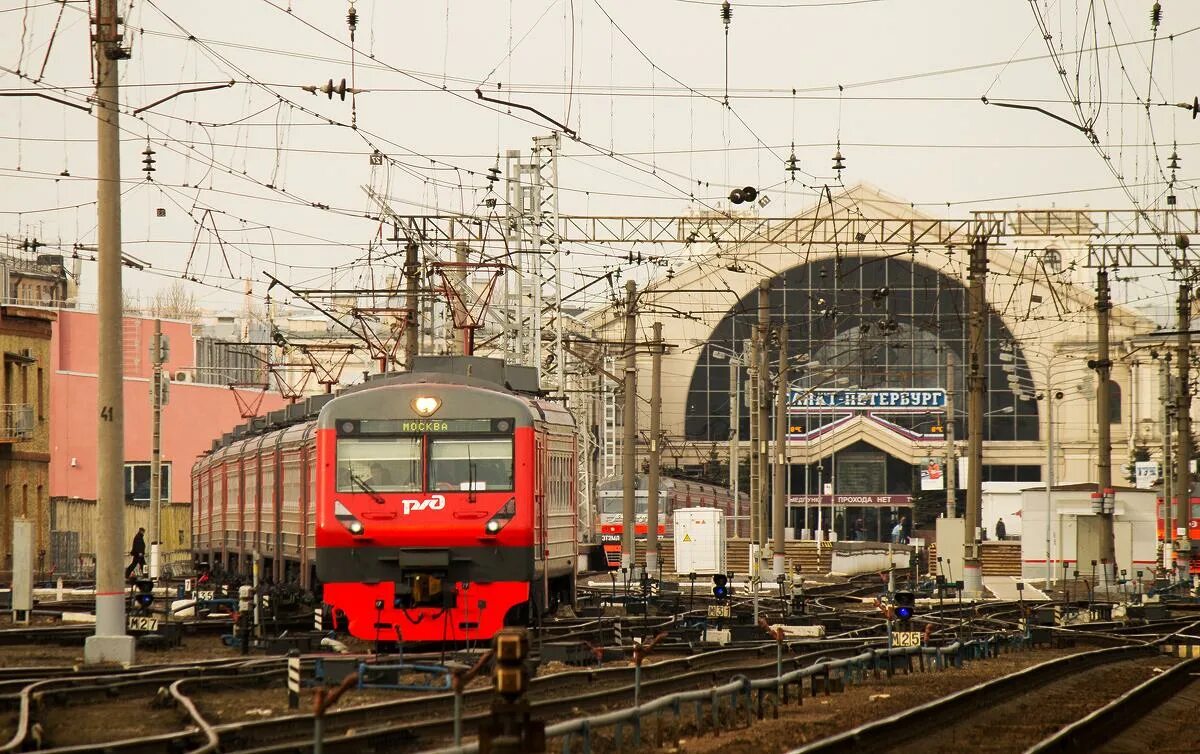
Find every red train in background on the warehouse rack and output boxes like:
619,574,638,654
1156,495,1200,574
194,356,579,642
597,476,744,568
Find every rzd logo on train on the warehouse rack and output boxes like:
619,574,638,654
401,494,446,515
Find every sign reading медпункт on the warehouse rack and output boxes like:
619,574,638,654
788,388,946,413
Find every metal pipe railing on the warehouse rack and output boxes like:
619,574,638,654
421,636,1020,754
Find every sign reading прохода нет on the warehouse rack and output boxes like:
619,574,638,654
788,388,946,413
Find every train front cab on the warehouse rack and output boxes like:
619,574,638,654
1157,496,1200,574
315,382,576,643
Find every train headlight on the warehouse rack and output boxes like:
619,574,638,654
484,497,517,535
411,395,442,417
335,500,365,536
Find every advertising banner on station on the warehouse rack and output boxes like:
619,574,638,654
788,388,947,413
788,494,912,508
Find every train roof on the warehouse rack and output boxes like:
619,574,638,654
597,475,739,496
204,356,543,454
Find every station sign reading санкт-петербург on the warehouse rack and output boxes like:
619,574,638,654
787,388,947,413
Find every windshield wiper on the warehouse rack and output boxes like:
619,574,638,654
349,470,385,504
467,445,477,503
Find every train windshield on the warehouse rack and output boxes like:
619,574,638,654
429,438,514,491
336,437,422,493
599,495,648,515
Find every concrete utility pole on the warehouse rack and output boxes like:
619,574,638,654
647,322,663,574
772,325,788,579
621,280,638,573
747,330,760,544
728,356,740,536
1093,269,1118,580
1162,353,1174,572
945,352,956,519
149,320,165,580
86,0,135,665
1175,284,1193,577
1044,363,1056,587
756,280,771,553
963,236,987,597
403,241,420,370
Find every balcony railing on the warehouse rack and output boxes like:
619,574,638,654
0,404,34,441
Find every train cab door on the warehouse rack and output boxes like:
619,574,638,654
533,428,549,612
299,429,313,590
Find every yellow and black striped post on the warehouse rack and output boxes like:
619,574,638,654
287,649,301,709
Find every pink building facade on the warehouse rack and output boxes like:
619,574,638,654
50,311,288,547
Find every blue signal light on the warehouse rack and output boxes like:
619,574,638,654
895,605,914,620
135,592,154,608
712,573,730,600
893,591,916,622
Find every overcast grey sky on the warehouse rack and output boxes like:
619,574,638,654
1,0,1197,317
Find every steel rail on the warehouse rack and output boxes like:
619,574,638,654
211,642,887,753
1024,654,1200,754
784,643,1159,754
0,660,279,753
420,639,988,754
172,677,221,754
24,671,276,754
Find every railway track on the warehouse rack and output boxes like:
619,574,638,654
787,620,1200,754
1027,654,1200,754
11,638,884,753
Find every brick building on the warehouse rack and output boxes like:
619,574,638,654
0,305,54,574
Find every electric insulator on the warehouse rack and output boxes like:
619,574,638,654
832,147,846,173
141,144,156,179
486,163,501,185
347,1,358,30
721,1,732,28
1167,150,1181,170
785,150,799,179
1151,2,1162,31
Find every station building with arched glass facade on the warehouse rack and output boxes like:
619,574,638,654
582,184,1168,542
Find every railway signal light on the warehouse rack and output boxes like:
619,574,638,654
493,628,529,700
894,591,916,623
133,579,154,610
712,573,729,600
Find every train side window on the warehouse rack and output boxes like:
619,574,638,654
337,437,422,493
429,437,514,491
1192,503,1200,519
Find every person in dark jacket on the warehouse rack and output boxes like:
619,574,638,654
125,528,146,580
995,518,1008,540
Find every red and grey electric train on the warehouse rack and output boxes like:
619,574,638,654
1156,495,1200,574
193,357,579,642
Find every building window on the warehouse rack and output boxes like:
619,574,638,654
36,368,43,421
124,463,171,503
1108,380,1122,424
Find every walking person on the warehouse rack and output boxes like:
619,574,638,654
125,527,146,580
995,517,1007,540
